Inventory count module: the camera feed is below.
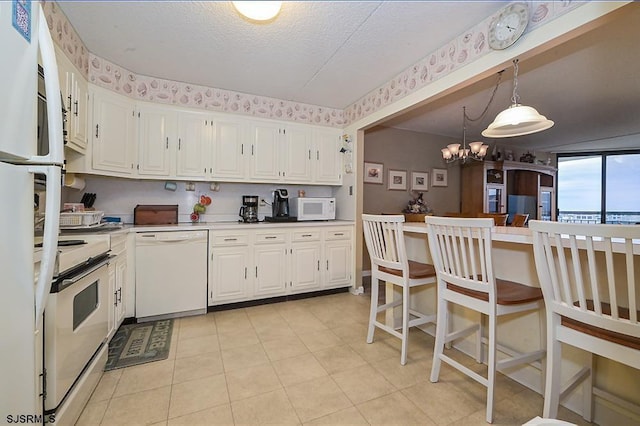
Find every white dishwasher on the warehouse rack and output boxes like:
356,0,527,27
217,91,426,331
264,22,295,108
135,230,208,321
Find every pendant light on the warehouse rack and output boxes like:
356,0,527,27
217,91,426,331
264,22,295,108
482,59,553,138
232,1,282,21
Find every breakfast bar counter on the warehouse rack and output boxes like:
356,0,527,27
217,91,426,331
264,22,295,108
398,223,640,421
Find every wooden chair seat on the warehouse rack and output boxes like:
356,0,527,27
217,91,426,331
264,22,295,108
447,278,543,305
561,300,640,350
379,260,436,279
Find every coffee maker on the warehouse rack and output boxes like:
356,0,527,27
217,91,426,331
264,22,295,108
265,189,296,222
239,195,259,223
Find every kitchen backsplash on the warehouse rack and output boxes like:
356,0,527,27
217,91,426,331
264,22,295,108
63,176,333,223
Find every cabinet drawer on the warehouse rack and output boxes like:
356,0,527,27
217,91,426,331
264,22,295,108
211,232,249,246
291,230,321,242
254,231,287,244
324,228,352,241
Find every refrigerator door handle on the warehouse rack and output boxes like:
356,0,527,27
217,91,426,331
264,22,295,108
29,165,61,330
29,5,64,166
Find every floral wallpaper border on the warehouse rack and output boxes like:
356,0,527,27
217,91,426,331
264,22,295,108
44,1,582,129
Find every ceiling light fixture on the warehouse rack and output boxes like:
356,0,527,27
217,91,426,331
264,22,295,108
441,71,503,164
232,1,282,21
482,59,554,138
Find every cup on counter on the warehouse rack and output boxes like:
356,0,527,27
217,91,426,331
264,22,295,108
298,190,305,197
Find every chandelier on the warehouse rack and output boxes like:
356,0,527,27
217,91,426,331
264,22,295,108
482,59,554,138
441,71,503,163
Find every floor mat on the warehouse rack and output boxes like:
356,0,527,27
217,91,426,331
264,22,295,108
105,319,173,371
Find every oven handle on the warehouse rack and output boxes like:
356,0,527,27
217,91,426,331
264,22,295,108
59,256,112,291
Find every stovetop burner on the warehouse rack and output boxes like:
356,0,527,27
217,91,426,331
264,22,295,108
34,239,86,248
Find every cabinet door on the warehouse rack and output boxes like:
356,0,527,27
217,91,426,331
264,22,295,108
211,117,247,180
92,88,136,175
176,112,211,178
115,257,127,326
250,122,281,181
137,105,174,176
324,241,351,289
107,264,117,340
486,184,506,213
254,244,287,297
283,125,312,183
209,246,250,304
313,128,342,185
289,242,321,293
70,73,89,151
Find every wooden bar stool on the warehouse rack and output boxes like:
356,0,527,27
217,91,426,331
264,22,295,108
478,212,509,226
425,216,545,423
511,213,529,227
530,220,640,421
362,214,437,365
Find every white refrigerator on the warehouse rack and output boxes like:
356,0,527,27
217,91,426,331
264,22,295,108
0,1,64,421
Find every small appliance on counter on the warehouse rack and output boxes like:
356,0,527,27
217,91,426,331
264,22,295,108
134,205,178,225
265,189,297,222
291,197,336,221
239,195,259,223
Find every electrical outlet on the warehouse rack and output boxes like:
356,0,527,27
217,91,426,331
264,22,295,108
185,182,195,191
259,198,267,207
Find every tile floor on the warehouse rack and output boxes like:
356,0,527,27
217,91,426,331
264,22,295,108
77,290,592,425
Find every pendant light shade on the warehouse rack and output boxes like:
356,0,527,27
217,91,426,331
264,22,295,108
482,104,554,138
482,59,554,138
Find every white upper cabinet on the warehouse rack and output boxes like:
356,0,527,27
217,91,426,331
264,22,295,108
90,86,136,175
137,104,174,176
249,121,313,183
211,116,248,180
176,112,212,178
56,47,88,154
313,127,342,185
80,88,343,184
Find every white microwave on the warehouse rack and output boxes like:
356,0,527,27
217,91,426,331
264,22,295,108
291,197,336,221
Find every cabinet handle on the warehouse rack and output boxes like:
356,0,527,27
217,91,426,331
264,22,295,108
251,145,254,155
308,150,311,160
178,138,181,150
74,100,78,117
223,238,237,241
317,151,319,160
244,267,247,279
317,260,320,271
114,291,118,306
95,124,99,138
67,94,72,113
334,233,344,236
117,288,122,303
166,137,168,149
326,260,329,270
265,236,277,239
241,144,244,155
255,266,258,277
302,234,312,237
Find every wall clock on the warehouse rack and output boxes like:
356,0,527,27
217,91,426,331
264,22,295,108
488,3,530,50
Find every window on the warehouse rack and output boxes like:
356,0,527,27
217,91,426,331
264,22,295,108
557,151,640,224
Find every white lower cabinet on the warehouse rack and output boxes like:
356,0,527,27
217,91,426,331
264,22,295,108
289,230,322,293
208,225,353,306
209,232,251,305
108,234,127,340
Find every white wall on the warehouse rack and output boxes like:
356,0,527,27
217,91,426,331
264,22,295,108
64,176,333,223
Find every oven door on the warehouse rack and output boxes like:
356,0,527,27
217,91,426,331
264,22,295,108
44,256,110,411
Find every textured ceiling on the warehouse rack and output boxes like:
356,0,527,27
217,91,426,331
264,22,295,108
57,1,640,153
56,1,503,109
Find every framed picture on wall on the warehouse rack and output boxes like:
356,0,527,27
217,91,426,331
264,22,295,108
411,171,429,191
364,162,384,184
432,168,448,187
388,170,407,190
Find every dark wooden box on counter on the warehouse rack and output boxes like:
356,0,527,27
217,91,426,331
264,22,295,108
134,205,178,225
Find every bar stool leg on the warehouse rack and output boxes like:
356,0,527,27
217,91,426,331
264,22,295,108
430,292,448,382
367,277,379,344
